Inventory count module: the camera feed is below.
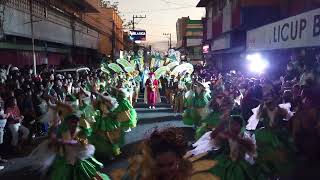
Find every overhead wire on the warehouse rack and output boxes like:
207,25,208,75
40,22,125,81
159,0,195,7
121,6,196,14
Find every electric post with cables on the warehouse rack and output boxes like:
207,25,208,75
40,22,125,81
132,15,146,30
163,33,172,49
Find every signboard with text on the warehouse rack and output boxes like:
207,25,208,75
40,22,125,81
247,8,320,51
129,30,146,41
203,45,210,54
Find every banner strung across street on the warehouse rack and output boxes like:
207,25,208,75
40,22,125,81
247,8,320,51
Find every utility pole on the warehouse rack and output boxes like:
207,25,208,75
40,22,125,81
111,20,115,61
132,15,146,30
29,0,36,75
163,33,172,49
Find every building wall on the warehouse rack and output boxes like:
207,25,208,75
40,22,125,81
3,0,99,49
86,7,124,56
176,17,188,48
176,17,203,62
200,0,320,71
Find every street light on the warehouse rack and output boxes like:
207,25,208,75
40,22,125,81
163,33,172,49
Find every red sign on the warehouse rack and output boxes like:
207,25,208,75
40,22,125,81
203,45,210,54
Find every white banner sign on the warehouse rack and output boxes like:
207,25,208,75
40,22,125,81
247,8,320,51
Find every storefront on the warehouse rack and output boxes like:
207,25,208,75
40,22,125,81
246,8,320,76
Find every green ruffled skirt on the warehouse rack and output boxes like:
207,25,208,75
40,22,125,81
209,155,256,180
115,98,138,129
194,112,221,139
255,128,295,177
115,98,133,112
94,115,120,132
48,156,110,180
183,108,201,126
120,108,138,129
193,93,211,108
195,124,207,140
88,132,124,159
184,96,194,108
204,112,221,127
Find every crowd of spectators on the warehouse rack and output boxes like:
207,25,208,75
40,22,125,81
0,64,103,161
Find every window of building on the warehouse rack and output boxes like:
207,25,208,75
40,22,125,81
7,0,30,12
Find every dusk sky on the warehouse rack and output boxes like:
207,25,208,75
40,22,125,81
114,0,205,50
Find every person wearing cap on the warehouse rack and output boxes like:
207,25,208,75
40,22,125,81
144,72,160,109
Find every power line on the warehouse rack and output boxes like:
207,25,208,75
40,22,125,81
159,0,194,7
121,6,195,14
138,23,171,27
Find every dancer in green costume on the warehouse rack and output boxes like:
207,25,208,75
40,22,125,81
48,113,110,180
254,97,296,178
187,115,257,180
1,98,110,180
112,84,138,132
183,82,211,127
89,91,123,159
195,99,222,140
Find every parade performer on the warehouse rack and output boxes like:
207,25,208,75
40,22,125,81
89,91,123,159
113,81,138,132
183,82,211,126
194,97,222,140
141,66,150,89
173,75,187,113
253,95,296,178
185,115,257,180
144,72,161,109
0,100,110,180
133,71,141,104
173,75,186,113
110,128,193,180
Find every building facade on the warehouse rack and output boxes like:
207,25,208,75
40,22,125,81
176,17,203,64
0,0,124,66
85,6,124,58
197,0,320,71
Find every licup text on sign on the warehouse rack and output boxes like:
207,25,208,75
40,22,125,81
247,8,320,51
